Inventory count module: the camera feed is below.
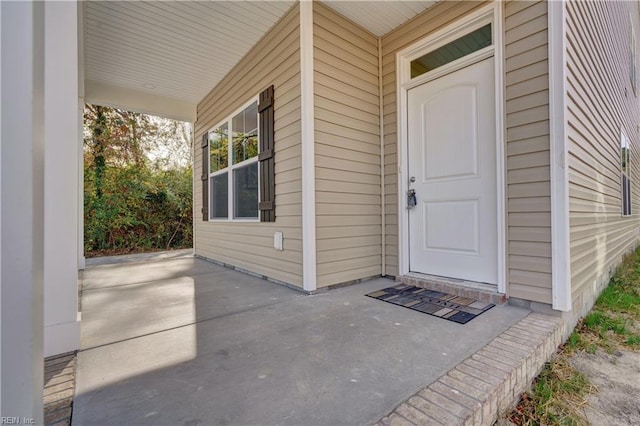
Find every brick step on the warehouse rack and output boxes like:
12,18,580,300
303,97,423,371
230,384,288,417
376,313,565,426
401,273,506,305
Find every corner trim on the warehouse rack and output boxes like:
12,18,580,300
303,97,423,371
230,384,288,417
549,0,572,312
300,0,317,292
378,36,386,276
494,1,506,294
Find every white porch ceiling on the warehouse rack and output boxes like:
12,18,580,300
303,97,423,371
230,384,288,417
323,1,437,37
83,1,436,120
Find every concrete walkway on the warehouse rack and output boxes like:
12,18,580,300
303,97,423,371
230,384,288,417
73,255,530,425
84,248,193,267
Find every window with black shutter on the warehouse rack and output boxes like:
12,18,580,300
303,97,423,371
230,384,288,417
202,85,275,222
259,85,275,222
201,133,209,221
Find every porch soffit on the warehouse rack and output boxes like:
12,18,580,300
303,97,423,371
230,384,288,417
83,1,437,120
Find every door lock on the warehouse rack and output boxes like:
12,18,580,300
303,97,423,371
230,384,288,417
407,189,417,209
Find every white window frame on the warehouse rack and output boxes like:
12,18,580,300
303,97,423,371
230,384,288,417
621,129,632,217
208,96,260,222
631,14,638,96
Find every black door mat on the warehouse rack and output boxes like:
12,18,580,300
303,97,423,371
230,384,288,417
366,284,495,324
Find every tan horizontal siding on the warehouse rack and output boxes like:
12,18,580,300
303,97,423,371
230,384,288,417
504,0,551,304
194,4,303,287
313,2,381,287
566,0,640,304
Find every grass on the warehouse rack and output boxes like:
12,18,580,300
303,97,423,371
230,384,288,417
506,247,640,425
507,358,596,426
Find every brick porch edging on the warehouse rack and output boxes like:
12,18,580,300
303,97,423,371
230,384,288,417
44,351,77,426
375,313,564,426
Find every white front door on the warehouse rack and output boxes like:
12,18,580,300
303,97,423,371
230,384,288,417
408,58,498,284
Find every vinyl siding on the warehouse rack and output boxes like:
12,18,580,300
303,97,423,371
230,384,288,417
313,3,382,287
194,5,303,287
381,1,552,304
505,0,551,304
566,0,640,308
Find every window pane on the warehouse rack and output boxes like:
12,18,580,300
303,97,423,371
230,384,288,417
210,173,228,219
623,175,631,216
234,162,258,218
411,24,492,78
232,101,258,164
209,123,228,173
621,132,631,216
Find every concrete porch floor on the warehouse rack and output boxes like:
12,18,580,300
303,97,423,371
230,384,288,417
73,255,531,426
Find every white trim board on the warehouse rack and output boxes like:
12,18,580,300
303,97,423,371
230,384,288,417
300,0,317,292
548,0,571,312
378,36,386,277
395,2,506,293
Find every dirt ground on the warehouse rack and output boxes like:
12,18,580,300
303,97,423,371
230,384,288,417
569,349,640,425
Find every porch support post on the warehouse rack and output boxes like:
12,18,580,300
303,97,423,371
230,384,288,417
78,0,86,271
300,0,317,292
1,0,46,420
548,0,572,312
43,0,81,356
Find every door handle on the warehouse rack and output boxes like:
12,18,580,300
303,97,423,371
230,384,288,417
407,189,417,209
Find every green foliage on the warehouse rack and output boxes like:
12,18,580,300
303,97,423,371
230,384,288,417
596,270,640,314
509,358,596,426
84,104,193,256
565,332,587,353
626,334,640,347
571,248,640,351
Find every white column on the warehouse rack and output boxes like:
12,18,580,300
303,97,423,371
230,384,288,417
300,0,317,292
1,0,46,421
1,2,3,415
78,98,86,271
78,0,86,271
43,1,81,356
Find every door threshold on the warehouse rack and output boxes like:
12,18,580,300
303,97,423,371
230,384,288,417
401,272,506,305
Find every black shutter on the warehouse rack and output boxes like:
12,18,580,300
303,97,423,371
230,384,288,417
258,85,276,222
201,133,209,221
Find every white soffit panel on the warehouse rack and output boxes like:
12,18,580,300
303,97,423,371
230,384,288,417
321,0,438,36
84,1,438,111
84,1,295,105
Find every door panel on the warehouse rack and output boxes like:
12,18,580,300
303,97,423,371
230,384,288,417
408,58,498,284
423,200,479,254
423,85,478,181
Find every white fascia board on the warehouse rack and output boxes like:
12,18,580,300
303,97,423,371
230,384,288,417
85,79,196,122
549,0,572,312
300,0,317,292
